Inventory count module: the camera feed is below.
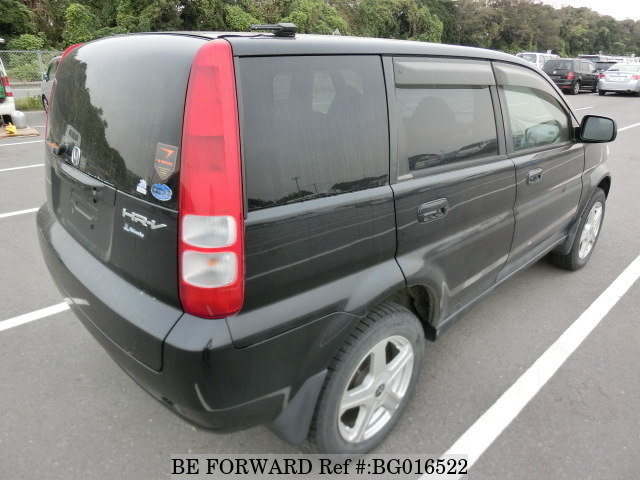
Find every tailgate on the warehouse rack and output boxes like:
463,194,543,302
44,34,206,369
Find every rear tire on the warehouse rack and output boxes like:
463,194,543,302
308,302,424,454
551,188,605,271
42,95,48,113
592,83,599,93
599,90,606,96
570,81,581,95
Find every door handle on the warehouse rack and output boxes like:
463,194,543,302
418,198,449,223
527,168,543,184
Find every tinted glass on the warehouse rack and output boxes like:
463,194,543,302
396,86,498,172
544,60,574,71
47,35,204,210
504,86,570,152
238,56,389,211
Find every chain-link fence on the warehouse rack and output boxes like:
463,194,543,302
0,50,62,85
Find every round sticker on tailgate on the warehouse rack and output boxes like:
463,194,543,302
151,183,172,201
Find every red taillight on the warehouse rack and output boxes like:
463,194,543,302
1,76,12,97
566,72,575,80
598,74,605,79
60,43,83,60
178,40,244,319
631,74,640,80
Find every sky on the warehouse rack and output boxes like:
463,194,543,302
540,0,640,21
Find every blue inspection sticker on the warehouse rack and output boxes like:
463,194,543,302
151,183,172,201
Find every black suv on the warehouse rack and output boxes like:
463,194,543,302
543,58,600,94
38,27,616,454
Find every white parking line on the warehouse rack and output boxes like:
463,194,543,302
0,140,44,147
0,207,39,219
0,163,44,173
574,106,594,111
435,253,640,476
0,303,70,333
618,122,640,132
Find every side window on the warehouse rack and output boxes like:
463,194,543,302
396,86,498,172
503,86,571,152
238,56,389,211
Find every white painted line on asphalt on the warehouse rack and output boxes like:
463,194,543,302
0,140,44,147
0,207,39,219
574,106,594,111
618,122,640,132
0,163,44,173
436,253,640,476
0,303,70,333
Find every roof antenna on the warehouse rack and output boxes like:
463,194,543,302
250,23,297,37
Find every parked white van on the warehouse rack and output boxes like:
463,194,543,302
516,52,559,69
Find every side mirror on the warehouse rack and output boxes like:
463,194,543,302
43,73,48,82
579,115,617,143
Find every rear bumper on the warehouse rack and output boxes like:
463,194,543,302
36,203,339,440
599,79,640,92
551,79,574,89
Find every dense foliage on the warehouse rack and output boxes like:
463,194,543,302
1,0,639,56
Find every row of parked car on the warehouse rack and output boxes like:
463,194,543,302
517,52,640,96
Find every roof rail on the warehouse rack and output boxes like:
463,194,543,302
249,23,297,38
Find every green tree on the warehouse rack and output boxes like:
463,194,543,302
6,33,45,50
224,4,260,31
0,0,36,43
62,3,100,44
283,0,349,34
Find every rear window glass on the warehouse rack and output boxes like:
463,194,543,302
608,63,640,72
544,60,574,71
238,56,389,211
47,35,205,210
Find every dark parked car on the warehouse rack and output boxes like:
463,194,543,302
543,58,600,94
38,26,616,454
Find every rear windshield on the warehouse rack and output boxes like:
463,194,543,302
608,63,640,72
543,60,574,71
47,35,205,210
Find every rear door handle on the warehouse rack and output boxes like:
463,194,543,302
527,168,543,184
418,198,449,223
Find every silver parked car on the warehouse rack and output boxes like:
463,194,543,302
40,55,60,112
598,63,640,96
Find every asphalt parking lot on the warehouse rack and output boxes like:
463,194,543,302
1,95,639,479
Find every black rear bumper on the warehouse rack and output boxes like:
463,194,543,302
36,204,338,441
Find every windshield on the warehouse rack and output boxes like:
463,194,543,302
517,54,538,63
607,63,640,72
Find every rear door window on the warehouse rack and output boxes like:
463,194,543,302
396,86,498,172
238,56,389,211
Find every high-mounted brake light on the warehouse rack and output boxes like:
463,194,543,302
178,40,244,319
